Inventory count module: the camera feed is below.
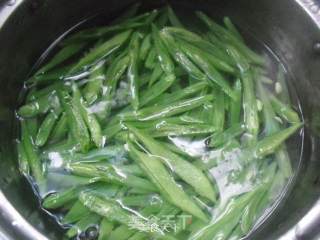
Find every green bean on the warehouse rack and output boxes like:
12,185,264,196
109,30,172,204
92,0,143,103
167,5,183,28
196,11,265,65
26,118,38,140
69,30,132,74
148,122,217,137
247,123,302,161
140,34,152,60
275,148,293,179
129,233,147,240
270,94,300,123
187,88,211,123
163,27,233,66
145,48,157,69
212,88,226,131
160,31,207,81
117,164,145,177
121,95,213,121
44,183,120,210
18,93,57,118
109,225,136,240
162,142,191,158
27,66,70,85
21,120,44,185
209,123,245,148
152,24,175,75
66,163,157,192
148,65,164,87
229,79,242,125
27,82,66,101
79,191,165,234
223,17,244,42
102,122,125,140
72,85,103,148
63,145,127,163
83,62,105,104
241,70,259,145
189,184,266,240
155,81,208,105
58,90,90,152
113,2,141,24
98,53,130,119
43,187,81,209
155,8,169,28
35,111,60,147
36,43,87,75
120,194,162,207
128,32,141,110
127,125,217,203
128,142,208,222
240,188,268,233
98,219,114,240
66,212,101,238
41,140,77,160
17,141,30,175
62,200,90,224
276,65,291,104
128,116,204,129
50,112,68,141
178,40,236,100
228,225,243,240
62,9,150,44
178,38,235,74
141,74,175,107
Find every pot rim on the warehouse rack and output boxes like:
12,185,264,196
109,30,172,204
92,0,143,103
0,0,319,239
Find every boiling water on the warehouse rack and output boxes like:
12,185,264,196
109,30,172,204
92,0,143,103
17,6,304,240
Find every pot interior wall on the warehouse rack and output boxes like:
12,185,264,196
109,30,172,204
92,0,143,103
0,0,320,239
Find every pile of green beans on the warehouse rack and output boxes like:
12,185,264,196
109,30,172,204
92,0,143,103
17,4,302,240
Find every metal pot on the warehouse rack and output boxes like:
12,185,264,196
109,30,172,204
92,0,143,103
0,0,320,239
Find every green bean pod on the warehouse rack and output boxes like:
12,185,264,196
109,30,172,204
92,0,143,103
148,64,164,88
83,61,106,104
18,93,57,118
21,121,45,185
141,74,176,107
17,141,30,175
229,79,242,125
270,94,300,123
121,95,213,121
128,32,141,110
36,43,87,74
127,125,217,203
209,123,245,148
242,70,259,145
148,123,217,137
167,5,183,27
58,90,91,152
98,219,115,240
66,213,101,238
69,30,132,74
253,123,302,159
35,111,60,147
72,85,103,148
128,142,208,222
79,191,166,234
66,163,157,192
140,34,152,60
50,112,68,142
152,24,175,75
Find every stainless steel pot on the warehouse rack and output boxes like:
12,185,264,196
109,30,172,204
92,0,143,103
0,0,320,239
